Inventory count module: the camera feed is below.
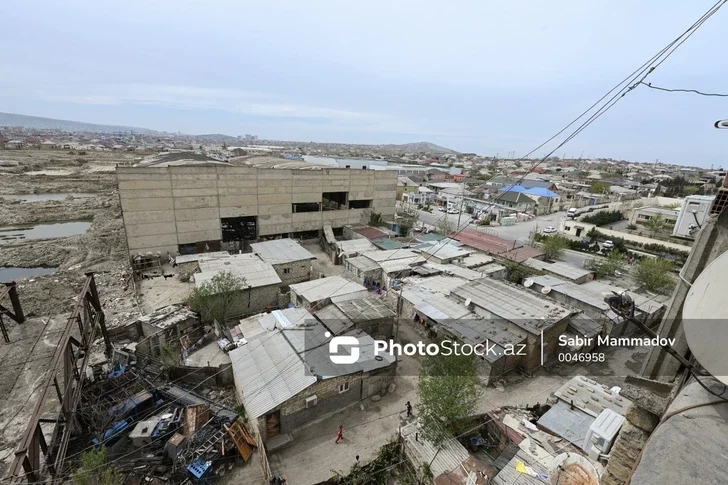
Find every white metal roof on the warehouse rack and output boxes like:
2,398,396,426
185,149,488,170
229,331,317,419
400,421,470,480
416,240,472,260
335,238,377,256
176,251,229,264
379,255,426,274
452,279,572,334
523,258,594,281
346,256,381,272
360,249,421,262
196,253,281,289
250,238,315,265
290,276,367,303
554,375,632,417
421,262,486,281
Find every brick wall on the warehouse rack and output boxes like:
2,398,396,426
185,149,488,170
273,260,312,286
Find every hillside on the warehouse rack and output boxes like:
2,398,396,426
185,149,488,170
385,141,458,154
0,112,156,134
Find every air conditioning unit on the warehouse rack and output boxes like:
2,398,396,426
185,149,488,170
305,395,318,408
584,408,624,460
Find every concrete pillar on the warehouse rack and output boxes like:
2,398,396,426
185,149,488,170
640,209,728,380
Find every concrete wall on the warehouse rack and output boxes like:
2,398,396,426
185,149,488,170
257,366,396,442
117,166,397,255
560,220,692,253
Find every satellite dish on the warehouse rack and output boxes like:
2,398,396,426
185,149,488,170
683,250,728,386
524,278,534,288
548,453,599,485
464,298,472,307
541,286,552,295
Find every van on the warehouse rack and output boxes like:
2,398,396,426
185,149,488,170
567,208,578,218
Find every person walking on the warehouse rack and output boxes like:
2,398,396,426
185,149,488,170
335,425,344,444
354,455,360,467
406,401,413,418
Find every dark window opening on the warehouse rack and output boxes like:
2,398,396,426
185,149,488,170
292,202,321,213
348,199,372,209
332,227,344,237
362,166,367,170
291,230,320,240
322,191,348,211
221,216,257,242
345,165,351,169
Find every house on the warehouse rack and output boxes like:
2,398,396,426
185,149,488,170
629,206,679,228
522,258,595,284
289,276,368,309
315,296,396,338
194,253,283,317
250,238,314,286
229,310,396,444
450,279,574,371
495,190,537,212
396,176,421,200
332,238,377,265
500,185,560,214
4,140,24,149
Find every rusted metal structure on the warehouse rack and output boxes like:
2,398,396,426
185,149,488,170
0,282,25,342
6,273,111,484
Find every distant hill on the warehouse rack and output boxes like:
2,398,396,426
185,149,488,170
385,141,459,154
0,112,156,134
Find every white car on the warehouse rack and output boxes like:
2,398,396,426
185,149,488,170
602,240,615,249
438,206,446,212
447,208,460,214
542,226,557,234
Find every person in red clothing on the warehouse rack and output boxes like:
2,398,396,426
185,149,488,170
335,425,344,444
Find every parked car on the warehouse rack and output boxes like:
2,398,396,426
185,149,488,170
438,206,446,212
542,226,557,234
447,208,460,214
567,208,578,219
602,240,615,249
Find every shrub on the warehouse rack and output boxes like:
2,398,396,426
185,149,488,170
635,258,676,293
627,223,638,230
581,210,625,226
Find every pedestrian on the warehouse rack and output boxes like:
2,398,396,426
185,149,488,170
406,401,412,417
354,455,360,467
335,425,343,444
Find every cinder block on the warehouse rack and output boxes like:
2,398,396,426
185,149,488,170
125,221,178,238
122,210,175,224
121,197,174,212
176,219,220,233
174,207,220,222
219,195,258,206
174,196,218,209
177,229,221,244
128,233,178,250
172,188,218,198
118,180,171,191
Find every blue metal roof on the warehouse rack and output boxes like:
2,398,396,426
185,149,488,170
502,184,559,197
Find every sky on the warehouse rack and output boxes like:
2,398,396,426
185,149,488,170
0,0,726,167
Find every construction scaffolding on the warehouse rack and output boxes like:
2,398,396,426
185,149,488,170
0,282,25,342
7,273,111,484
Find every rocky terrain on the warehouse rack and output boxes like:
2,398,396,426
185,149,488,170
0,149,142,323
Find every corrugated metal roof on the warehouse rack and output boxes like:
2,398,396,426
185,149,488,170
334,297,395,322
452,279,572,334
401,421,471,480
346,256,381,272
416,240,472,260
528,276,608,311
491,450,548,485
196,254,281,289
523,259,594,281
461,253,495,268
361,249,420,262
250,238,314,264
421,262,485,281
354,227,390,240
371,238,407,250
290,276,367,303
229,331,316,419
176,251,229,264
379,255,426,274
414,293,472,320
402,275,469,295
335,238,377,256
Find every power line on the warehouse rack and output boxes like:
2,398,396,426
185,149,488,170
639,81,728,97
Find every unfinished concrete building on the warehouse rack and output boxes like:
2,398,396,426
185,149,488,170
117,160,397,256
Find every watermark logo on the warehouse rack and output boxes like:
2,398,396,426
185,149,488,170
326,332,360,364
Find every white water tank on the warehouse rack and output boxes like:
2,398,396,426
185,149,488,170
583,409,624,460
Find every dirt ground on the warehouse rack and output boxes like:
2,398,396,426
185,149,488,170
0,148,143,323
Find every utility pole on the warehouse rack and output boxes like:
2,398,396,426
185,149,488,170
457,183,465,230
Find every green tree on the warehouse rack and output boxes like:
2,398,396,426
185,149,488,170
186,271,248,324
643,214,669,237
634,258,675,293
542,235,569,260
418,346,482,445
436,216,455,235
587,251,627,277
73,448,123,485
588,181,610,194
503,260,539,284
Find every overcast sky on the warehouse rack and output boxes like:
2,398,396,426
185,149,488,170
1,1,726,167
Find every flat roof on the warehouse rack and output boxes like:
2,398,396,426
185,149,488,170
528,275,609,311
371,238,407,250
250,238,314,265
536,400,595,450
379,255,426,274
334,297,396,323
335,238,377,256
421,262,488,281
554,376,632,417
452,279,573,334
523,258,594,281
401,275,469,295
176,251,229,264
499,246,545,263
345,256,381,273
415,240,472,260
353,226,390,240
414,293,472,321
289,276,367,303
451,229,514,255
360,249,421,262
196,253,281,289
460,253,495,268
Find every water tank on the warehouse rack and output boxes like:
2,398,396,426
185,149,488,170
583,409,624,460
548,452,599,485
